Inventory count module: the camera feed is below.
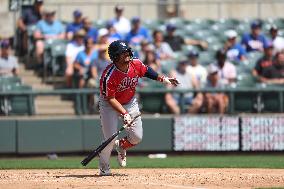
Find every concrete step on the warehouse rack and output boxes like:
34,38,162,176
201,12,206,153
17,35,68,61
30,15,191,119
31,84,54,90
36,96,64,101
35,108,75,115
35,100,73,107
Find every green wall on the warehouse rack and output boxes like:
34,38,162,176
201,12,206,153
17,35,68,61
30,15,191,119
0,120,16,153
0,117,173,154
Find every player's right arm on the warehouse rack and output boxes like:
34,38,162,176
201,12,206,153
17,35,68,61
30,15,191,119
107,97,127,115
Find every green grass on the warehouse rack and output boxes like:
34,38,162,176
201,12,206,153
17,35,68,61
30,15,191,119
0,155,284,169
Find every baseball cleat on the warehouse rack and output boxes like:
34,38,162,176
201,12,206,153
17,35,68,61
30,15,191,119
115,140,127,167
99,168,112,176
99,164,112,176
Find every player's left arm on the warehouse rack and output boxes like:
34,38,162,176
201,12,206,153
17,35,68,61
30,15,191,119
144,66,179,86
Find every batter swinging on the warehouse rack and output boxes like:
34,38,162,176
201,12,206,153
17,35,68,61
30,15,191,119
98,40,179,176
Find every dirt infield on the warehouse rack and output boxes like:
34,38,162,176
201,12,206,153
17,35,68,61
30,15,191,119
0,169,284,189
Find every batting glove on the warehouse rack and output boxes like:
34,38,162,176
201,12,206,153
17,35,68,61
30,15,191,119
158,76,179,86
121,112,132,126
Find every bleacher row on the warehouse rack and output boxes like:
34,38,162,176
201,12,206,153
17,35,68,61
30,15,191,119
24,17,284,86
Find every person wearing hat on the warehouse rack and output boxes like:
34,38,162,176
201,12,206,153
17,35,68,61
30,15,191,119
252,41,274,81
241,20,268,52
186,51,208,88
105,21,122,43
17,0,44,56
82,17,98,43
204,64,228,114
125,17,150,47
164,23,208,52
66,10,84,40
214,49,237,85
165,59,203,114
224,30,247,63
269,25,284,53
111,5,131,37
0,40,19,77
65,29,86,88
34,8,64,65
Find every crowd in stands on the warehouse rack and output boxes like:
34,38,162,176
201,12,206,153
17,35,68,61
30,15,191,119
1,0,284,114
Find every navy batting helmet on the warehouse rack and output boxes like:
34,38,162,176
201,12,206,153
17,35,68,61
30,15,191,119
108,40,133,61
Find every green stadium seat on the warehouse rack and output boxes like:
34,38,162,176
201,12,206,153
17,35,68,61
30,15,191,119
236,74,256,87
51,41,68,76
161,59,177,74
198,51,214,66
0,84,34,115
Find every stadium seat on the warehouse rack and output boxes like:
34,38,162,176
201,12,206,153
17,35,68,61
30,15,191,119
161,59,177,74
0,83,34,115
50,41,68,77
198,51,214,66
236,74,256,87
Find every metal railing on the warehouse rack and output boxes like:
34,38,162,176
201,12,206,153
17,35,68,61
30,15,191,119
1,87,284,116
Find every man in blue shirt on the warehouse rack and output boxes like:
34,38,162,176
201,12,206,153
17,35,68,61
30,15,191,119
66,10,83,40
34,9,64,65
241,20,268,52
125,17,150,46
224,30,247,63
82,17,98,43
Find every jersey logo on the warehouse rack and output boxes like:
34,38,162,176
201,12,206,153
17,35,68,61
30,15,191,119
117,76,138,92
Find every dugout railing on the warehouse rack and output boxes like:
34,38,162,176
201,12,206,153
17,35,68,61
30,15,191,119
1,87,284,116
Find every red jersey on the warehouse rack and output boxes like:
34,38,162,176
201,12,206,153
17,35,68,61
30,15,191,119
100,59,147,104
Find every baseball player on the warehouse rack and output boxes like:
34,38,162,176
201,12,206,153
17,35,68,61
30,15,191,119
98,40,179,176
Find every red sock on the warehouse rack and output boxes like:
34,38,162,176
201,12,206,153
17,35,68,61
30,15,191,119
119,137,135,150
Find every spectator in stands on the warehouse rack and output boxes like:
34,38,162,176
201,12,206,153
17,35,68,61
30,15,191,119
224,30,247,63
150,30,174,60
252,42,274,80
138,40,152,61
143,50,161,72
165,60,203,114
82,17,98,43
0,40,19,77
204,64,228,114
65,29,86,88
17,0,43,56
94,29,112,78
241,20,268,52
125,17,150,51
74,38,98,88
269,25,284,54
34,9,64,65
258,51,284,84
105,21,122,43
213,49,237,85
66,10,83,40
111,5,131,37
186,51,207,88
164,24,208,52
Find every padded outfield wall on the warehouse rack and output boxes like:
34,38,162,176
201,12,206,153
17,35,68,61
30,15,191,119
0,115,283,154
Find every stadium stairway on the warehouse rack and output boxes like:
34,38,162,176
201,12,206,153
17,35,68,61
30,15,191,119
18,63,75,115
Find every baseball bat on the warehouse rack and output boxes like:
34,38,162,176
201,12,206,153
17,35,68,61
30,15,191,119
81,113,141,166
